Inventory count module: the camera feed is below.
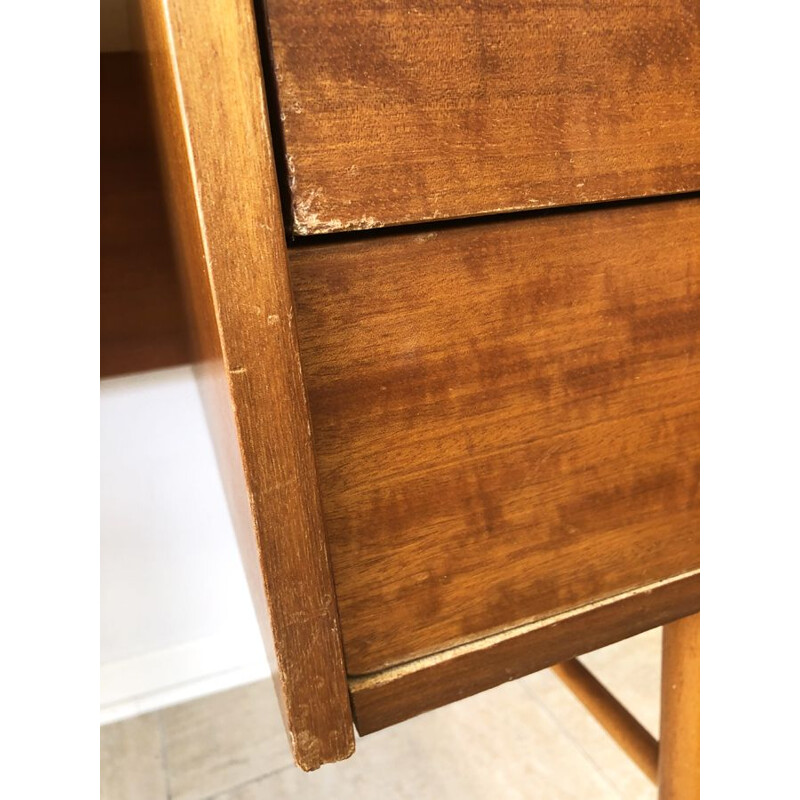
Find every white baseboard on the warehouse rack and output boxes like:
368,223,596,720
100,635,270,725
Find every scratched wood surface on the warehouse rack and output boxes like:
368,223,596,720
131,0,355,769
100,52,190,378
261,0,699,234
289,196,700,676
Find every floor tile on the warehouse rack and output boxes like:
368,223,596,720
521,629,662,800
161,679,294,800
100,712,168,800
213,679,620,800
102,631,663,800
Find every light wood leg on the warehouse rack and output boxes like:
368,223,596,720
553,659,659,783
659,612,700,799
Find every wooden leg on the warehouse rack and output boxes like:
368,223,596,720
659,613,700,800
552,659,659,783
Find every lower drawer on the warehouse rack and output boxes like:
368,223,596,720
289,197,699,677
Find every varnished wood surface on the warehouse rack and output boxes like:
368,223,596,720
659,612,700,799
131,0,355,769
350,570,698,734
552,658,659,783
262,0,699,234
290,196,700,677
100,52,190,377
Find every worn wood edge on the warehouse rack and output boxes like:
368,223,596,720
259,0,699,236
130,0,354,769
350,570,699,735
287,190,701,246
350,570,699,689
291,187,702,239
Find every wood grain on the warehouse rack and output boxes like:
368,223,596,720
261,0,699,234
130,0,355,769
350,570,698,734
289,196,700,676
100,52,190,377
659,612,700,799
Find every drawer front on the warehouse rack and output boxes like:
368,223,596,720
289,197,699,676
263,0,699,235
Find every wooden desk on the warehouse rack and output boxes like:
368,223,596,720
113,0,699,792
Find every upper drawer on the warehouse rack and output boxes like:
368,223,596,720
261,0,699,235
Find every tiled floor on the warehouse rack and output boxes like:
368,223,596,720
101,629,660,800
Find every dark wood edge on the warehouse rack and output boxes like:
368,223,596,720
350,570,699,735
130,0,354,769
100,53,192,379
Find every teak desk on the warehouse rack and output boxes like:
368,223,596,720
121,0,699,793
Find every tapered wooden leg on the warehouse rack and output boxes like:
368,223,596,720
659,613,700,800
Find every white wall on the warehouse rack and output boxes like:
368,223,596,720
100,367,268,724
99,2,269,723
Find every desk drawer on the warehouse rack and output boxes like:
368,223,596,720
262,0,699,235
289,196,699,676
